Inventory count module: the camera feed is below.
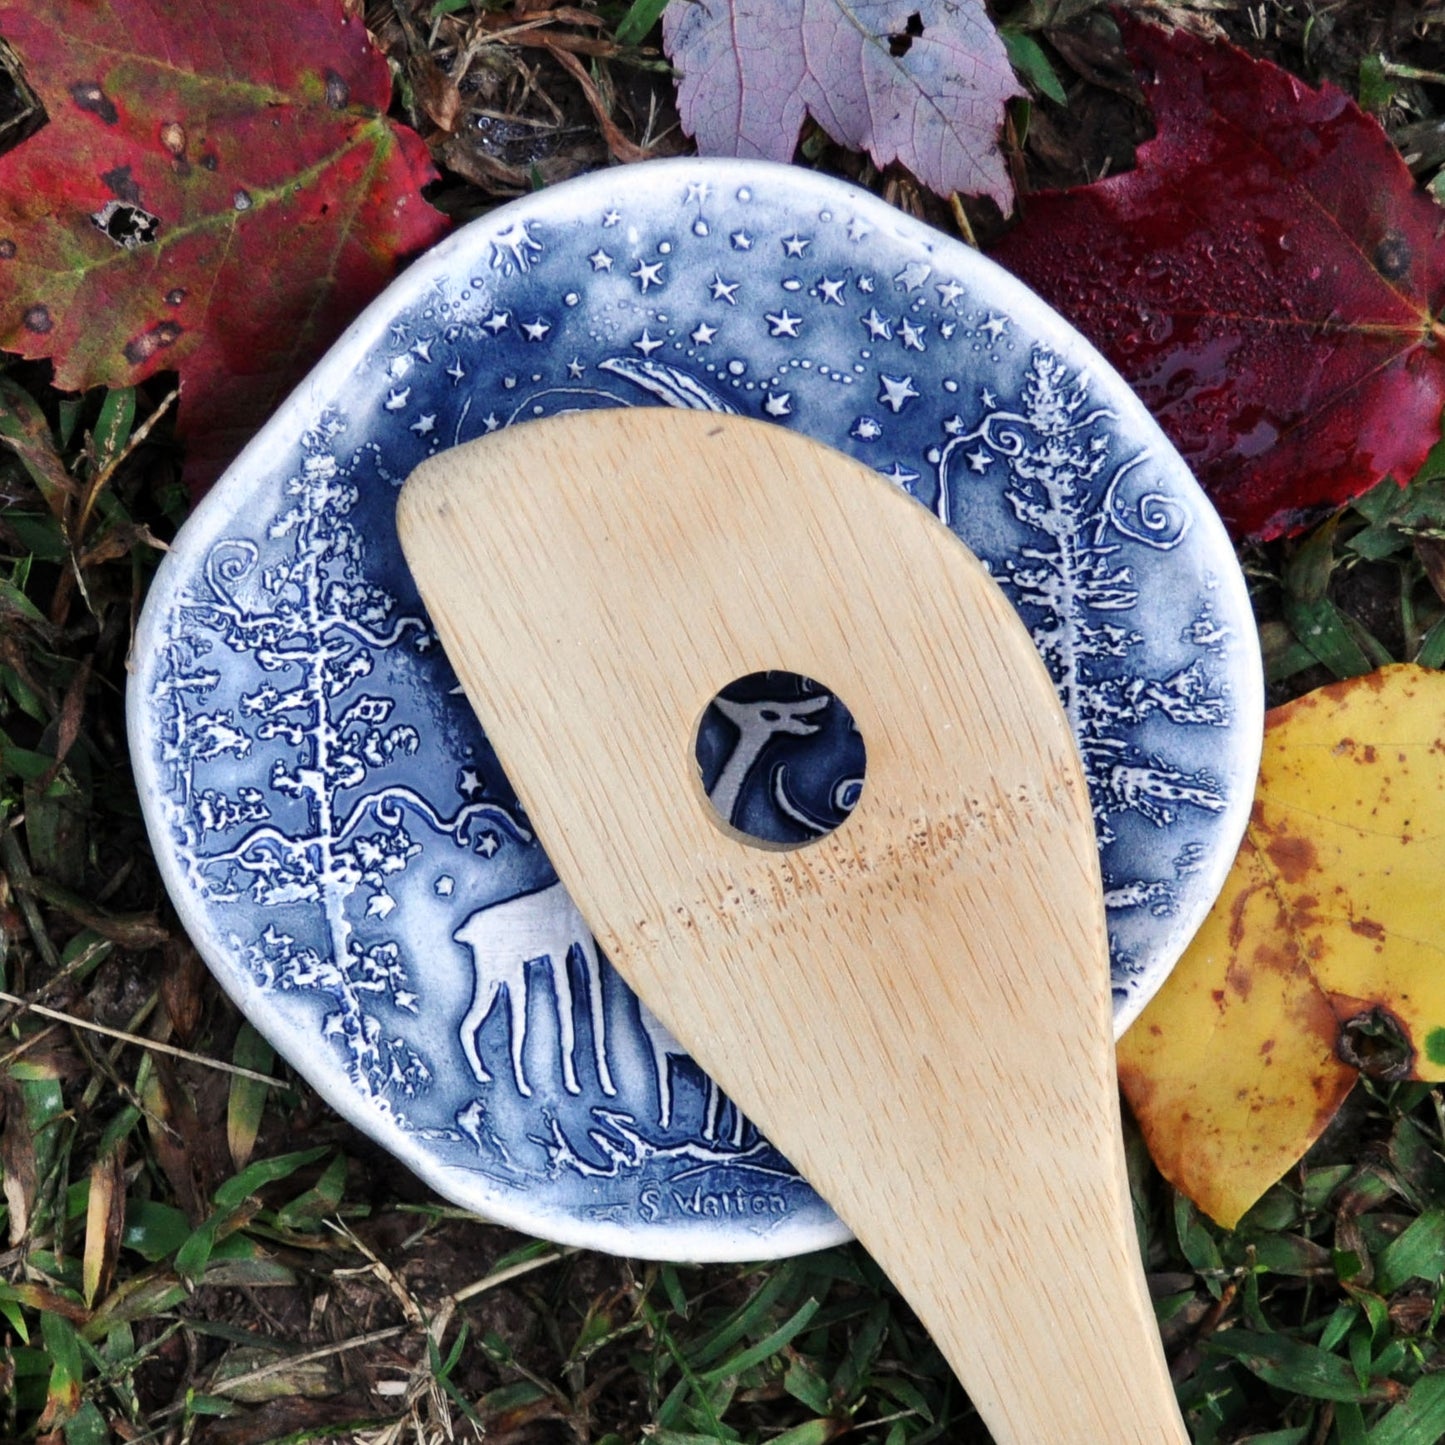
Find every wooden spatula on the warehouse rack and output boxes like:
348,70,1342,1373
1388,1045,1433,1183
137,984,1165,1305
397,409,1188,1444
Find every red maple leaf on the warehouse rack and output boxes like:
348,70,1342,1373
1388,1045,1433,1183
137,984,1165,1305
990,17,1445,541
0,0,449,488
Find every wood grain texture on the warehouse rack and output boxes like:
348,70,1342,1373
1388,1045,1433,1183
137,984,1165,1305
398,410,1187,1443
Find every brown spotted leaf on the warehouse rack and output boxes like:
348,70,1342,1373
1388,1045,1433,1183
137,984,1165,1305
0,0,449,487
1118,665,1445,1228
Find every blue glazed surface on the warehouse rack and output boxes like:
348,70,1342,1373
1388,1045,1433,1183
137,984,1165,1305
129,159,1262,1260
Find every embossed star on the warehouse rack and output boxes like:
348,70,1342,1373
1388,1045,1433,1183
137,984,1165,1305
943,415,966,436
899,319,927,352
484,311,511,334
731,230,753,250
685,181,710,205
483,413,501,431
766,309,802,338
633,329,664,355
384,387,410,411
763,390,793,417
816,276,847,305
857,275,876,293
852,417,883,441
690,322,718,345
846,216,872,241
476,831,500,857
410,413,436,435
567,358,585,378
967,449,993,473
411,338,433,362
781,234,810,257
446,359,465,383
588,248,614,271
936,279,967,307
980,314,1009,340
522,317,551,341
878,462,921,490
980,387,997,408
894,261,931,291
861,307,892,341
631,258,665,292
710,274,740,304
389,321,408,342
602,209,621,226
878,374,919,413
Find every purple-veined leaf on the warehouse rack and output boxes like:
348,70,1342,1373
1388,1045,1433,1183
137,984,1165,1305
663,0,1022,210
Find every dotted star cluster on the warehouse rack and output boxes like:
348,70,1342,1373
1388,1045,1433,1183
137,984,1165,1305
367,180,1025,503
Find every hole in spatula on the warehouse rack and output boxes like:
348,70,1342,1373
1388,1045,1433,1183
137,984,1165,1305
694,671,865,848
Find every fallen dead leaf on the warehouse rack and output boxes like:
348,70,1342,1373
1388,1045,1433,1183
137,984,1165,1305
1118,663,1445,1227
82,1141,126,1308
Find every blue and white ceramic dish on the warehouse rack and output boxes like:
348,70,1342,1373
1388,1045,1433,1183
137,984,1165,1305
129,159,1263,1260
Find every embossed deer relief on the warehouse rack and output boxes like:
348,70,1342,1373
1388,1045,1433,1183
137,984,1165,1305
635,1004,748,1147
452,881,616,1099
452,886,739,1132
450,692,832,1116
707,693,830,824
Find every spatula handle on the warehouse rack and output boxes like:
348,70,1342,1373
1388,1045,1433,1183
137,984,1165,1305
399,410,1188,1443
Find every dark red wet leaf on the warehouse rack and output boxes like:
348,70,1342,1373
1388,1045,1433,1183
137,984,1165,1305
990,16,1445,540
0,0,449,489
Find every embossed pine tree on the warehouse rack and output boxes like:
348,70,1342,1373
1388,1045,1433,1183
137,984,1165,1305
937,349,1227,851
163,416,527,1108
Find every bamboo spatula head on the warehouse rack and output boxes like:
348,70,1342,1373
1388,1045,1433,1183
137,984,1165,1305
397,408,1188,1444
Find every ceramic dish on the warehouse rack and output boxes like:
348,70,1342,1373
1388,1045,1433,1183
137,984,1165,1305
129,159,1263,1260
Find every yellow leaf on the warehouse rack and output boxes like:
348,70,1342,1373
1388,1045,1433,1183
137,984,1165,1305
82,1144,126,1308
1118,663,1445,1228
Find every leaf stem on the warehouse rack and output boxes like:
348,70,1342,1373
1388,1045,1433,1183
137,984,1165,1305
0,989,286,1086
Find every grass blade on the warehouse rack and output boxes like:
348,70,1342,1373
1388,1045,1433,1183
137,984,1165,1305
81,1144,125,1308
696,1298,821,1383
226,1022,275,1171
1368,1374,1445,1444
615,0,671,45
1206,1329,1374,1402
1374,1208,1445,1294
38,1310,85,1430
